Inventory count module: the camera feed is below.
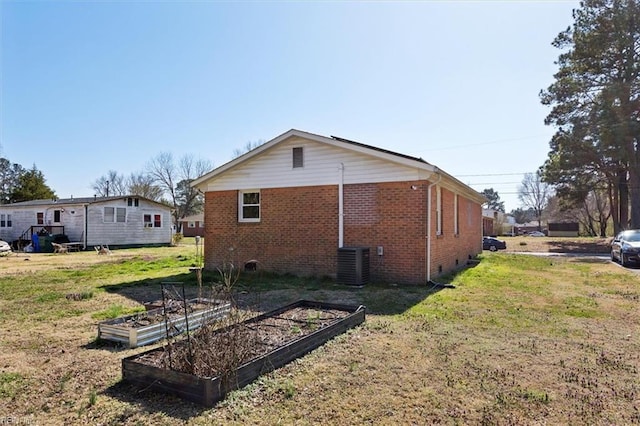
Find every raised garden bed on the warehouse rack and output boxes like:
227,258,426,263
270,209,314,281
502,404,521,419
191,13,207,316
98,298,231,348
122,300,365,406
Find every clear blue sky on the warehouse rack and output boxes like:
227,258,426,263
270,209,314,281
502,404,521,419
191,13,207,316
1,0,579,212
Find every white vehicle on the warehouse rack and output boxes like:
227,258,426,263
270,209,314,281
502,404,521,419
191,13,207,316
0,240,11,256
528,231,545,237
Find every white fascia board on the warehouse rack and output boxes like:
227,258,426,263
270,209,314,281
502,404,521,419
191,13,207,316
435,168,487,205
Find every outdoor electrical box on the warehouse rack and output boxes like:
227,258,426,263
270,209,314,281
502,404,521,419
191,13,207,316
337,247,370,286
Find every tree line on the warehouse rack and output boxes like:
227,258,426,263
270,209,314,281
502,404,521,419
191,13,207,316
0,159,56,204
485,1,639,237
539,0,639,235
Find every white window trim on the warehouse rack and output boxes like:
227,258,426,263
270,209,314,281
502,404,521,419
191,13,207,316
53,209,62,224
104,207,114,223
188,221,196,228
143,213,162,228
292,147,304,168
104,207,126,223
0,213,11,228
239,190,260,223
436,186,442,235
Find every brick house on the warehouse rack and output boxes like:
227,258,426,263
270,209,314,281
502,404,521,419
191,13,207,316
179,214,205,237
192,129,485,285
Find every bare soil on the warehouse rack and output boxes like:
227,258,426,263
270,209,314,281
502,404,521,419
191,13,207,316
135,306,350,379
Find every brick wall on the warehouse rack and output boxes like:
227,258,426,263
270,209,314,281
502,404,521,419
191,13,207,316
343,182,427,284
204,186,338,277
203,181,482,284
430,188,483,278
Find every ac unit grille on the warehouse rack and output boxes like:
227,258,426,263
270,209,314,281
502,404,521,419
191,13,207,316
337,247,370,286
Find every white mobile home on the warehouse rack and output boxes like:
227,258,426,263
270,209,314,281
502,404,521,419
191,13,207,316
0,196,173,250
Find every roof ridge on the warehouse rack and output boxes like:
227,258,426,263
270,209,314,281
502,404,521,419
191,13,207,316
330,135,429,165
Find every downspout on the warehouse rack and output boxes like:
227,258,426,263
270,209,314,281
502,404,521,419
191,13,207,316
83,204,88,249
338,163,344,248
426,170,442,283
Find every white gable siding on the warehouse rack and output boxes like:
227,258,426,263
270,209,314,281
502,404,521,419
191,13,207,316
202,137,431,192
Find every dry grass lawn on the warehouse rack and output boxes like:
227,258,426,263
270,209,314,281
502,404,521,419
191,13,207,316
0,243,638,425
503,236,611,254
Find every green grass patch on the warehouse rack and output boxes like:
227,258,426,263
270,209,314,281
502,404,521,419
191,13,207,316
0,372,24,398
92,304,146,320
405,254,611,332
35,292,64,303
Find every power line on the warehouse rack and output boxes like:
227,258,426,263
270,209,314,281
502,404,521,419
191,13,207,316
456,172,530,177
415,135,548,153
468,182,522,185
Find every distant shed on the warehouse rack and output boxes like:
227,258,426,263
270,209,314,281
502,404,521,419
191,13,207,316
548,222,579,237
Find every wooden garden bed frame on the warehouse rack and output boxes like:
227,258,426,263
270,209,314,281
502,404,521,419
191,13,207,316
122,300,365,406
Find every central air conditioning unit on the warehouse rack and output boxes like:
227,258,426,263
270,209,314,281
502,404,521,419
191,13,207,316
337,247,370,286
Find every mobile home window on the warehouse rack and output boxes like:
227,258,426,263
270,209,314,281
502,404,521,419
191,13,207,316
53,210,62,223
104,207,126,223
37,212,44,225
116,208,126,223
0,213,11,228
144,214,162,228
127,197,139,207
293,147,304,168
239,190,260,222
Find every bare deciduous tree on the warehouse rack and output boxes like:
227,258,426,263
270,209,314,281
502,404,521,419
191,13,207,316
91,170,127,197
518,171,552,231
128,172,164,201
147,153,212,231
232,140,265,159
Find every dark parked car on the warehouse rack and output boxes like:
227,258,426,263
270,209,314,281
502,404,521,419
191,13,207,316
483,236,506,251
611,229,640,267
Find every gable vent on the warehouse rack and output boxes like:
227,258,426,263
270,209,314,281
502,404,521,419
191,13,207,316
292,147,304,168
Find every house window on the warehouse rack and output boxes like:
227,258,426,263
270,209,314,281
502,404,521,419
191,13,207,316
144,214,162,228
293,147,304,168
454,194,459,235
117,208,126,223
239,190,260,222
436,186,442,235
188,221,196,228
37,212,44,225
53,210,62,223
127,197,139,207
104,207,126,223
0,213,11,228
199,221,205,228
